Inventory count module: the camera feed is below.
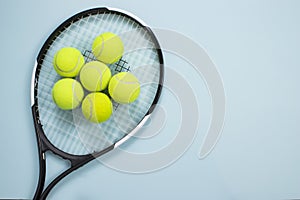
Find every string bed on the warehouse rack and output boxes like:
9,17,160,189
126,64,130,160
36,11,161,155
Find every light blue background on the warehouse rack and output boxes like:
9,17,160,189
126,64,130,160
1,0,300,199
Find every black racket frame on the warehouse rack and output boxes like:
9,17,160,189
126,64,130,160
31,7,164,199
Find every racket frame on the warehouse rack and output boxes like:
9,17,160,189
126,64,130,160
30,7,164,199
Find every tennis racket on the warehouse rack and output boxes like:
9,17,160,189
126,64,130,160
31,7,163,199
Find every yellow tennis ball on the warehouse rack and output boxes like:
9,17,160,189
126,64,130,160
52,78,84,110
81,92,113,123
108,72,140,104
79,61,111,92
53,47,85,77
92,32,124,64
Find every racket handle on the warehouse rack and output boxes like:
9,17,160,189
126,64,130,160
39,148,111,199
38,158,92,200
31,106,47,200
33,151,46,200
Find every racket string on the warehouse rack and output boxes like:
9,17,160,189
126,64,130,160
37,12,161,155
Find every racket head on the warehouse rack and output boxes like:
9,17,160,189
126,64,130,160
31,7,164,159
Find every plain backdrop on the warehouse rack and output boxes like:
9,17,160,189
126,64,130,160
0,0,300,199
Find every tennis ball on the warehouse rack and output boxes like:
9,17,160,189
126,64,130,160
80,61,111,92
108,72,140,104
52,78,84,110
92,32,124,64
53,47,85,77
81,92,113,123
